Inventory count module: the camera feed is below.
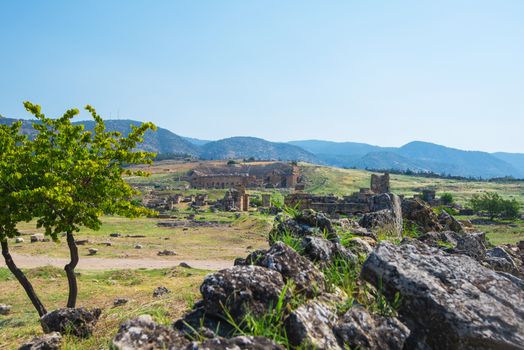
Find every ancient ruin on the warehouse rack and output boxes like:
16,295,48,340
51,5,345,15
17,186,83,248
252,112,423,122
216,187,250,212
285,173,391,216
187,162,301,189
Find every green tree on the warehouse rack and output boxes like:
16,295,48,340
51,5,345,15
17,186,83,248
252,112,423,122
440,193,454,205
0,119,48,317
23,102,156,308
469,192,521,221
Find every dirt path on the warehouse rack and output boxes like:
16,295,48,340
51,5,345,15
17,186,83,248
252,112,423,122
0,253,231,271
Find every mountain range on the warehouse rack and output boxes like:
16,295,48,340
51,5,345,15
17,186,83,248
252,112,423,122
1,117,522,179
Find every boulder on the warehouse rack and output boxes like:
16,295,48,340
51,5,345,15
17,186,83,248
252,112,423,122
40,308,101,338
418,231,487,260
485,246,519,275
200,265,289,323
88,248,98,255
401,198,443,232
113,298,129,307
438,211,464,232
112,315,190,350
15,237,24,243
248,242,327,297
0,304,12,315
174,305,236,338
370,193,403,235
195,336,284,350
333,305,410,350
361,240,524,349
153,286,171,297
18,332,62,350
30,234,44,243
158,250,177,256
346,237,374,256
270,210,337,243
359,210,401,237
285,299,339,349
301,236,357,268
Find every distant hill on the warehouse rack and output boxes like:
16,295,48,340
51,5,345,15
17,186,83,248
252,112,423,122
200,137,319,162
290,139,524,179
182,136,211,146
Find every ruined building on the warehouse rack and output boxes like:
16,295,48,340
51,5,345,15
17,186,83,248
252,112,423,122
285,173,391,216
187,162,300,189
217,187,250,212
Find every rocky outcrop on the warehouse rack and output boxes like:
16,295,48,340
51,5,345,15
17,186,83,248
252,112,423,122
333,305,410,350
270,210,336,243
438,210,464,232
401,198,443,232
40,308,101,338
301,236,357,268
361,240,524,349
18,332,62,350
200,265,289,324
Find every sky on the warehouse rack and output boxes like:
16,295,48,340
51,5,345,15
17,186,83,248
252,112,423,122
0,1,523,153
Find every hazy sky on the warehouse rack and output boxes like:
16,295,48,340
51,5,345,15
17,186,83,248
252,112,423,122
1,1,523,152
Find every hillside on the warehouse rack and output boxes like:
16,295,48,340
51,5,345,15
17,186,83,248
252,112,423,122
200,137,319,162
493,152,524,175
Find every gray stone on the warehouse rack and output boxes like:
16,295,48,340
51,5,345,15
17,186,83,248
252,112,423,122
15,237,24,243
153,286,171,297
113,298,129,307
195,336,284,350
112,315,189,350
333,305,410,350
301,236,357,268
18,332,62,350
361,240,524,349
134,244,143,249
438,211,464,232
30,234,44,243
401,198,443,232
88,248,98,255
157,250,176,256
285,299,340,349
40,308,101,338
200,265,289,324
485,246,519,274
0,304,12,315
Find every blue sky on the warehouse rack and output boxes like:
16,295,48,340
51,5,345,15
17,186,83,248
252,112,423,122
1,1,523,152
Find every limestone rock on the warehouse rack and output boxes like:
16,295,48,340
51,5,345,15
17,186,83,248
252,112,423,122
158,250,176,256
361,240,524,349
333,305,410,350
18,332,62,350
153,286,171,297
112,315,189,350
0,304,12,315
30,234,44,243
438,211,464,232
346,237,374,256
249,242,326,297
485,246,519,274
200,265,289,324
401,198,443,232
285,299,340,349
40,308,101,338
301,236,357,267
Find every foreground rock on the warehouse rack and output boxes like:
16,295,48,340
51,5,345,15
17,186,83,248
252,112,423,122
361,240,524,349
40,308,101,338
200,265,289,324
270,209,336,242
113,315,284,350
333,305,410,350
18,332,62,350
401,198,443,232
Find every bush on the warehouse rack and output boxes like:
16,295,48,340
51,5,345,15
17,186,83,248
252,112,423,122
469,192,521,221
440,193,454,205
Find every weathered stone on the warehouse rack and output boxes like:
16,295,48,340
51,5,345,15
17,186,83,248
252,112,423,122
301,236,357,268
270,210,337,244
88,248,98,255
438,211,464,232
285,299,339,349
134,244,143,249
250,242,326,297
200,265,289,324
112,315,190,350
333,305,410,350
113,298,129,307
158,250,177,256
15,237,24,243
30,234,44,243
485,246,519,274
110,233,121,237
40,308,101,338
346,237,374,256
174,306,236,338
76,239,89,246
194,336,284,350
179,262,192,268
418,231,487,260
153,286,171,297
361,240,524,349
359,210,400,237
401,198,443,232
100,241,112,246
0,304,12,315
18,332,62,350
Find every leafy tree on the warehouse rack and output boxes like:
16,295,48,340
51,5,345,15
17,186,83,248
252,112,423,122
0,119,48,316
469,192,521,221
440,193,454,205
23,102,156,308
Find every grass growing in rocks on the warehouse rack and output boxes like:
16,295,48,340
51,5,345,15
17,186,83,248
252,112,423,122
0,266,208,349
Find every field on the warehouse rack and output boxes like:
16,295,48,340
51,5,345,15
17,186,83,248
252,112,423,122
1,160,523,348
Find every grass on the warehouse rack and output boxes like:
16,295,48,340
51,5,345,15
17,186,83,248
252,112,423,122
0,266,208,349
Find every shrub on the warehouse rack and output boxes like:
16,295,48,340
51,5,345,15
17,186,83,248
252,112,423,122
440,193,454,205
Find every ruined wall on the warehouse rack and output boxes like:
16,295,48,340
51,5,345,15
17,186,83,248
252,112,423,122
371,173,390,194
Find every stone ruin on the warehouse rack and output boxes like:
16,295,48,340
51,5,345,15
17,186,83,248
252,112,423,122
216,186,250,212
285,173,391,216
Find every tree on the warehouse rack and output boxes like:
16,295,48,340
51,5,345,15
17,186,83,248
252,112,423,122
0,119,48,317
23,102,156,308
469,192,521,221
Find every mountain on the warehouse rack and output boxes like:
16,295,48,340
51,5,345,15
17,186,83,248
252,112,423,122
200,137,319,162
182,136,211,146
290,139,524,179
493,153,524,175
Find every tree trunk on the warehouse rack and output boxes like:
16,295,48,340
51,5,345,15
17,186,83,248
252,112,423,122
1,240,47,317
64,231,79,308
